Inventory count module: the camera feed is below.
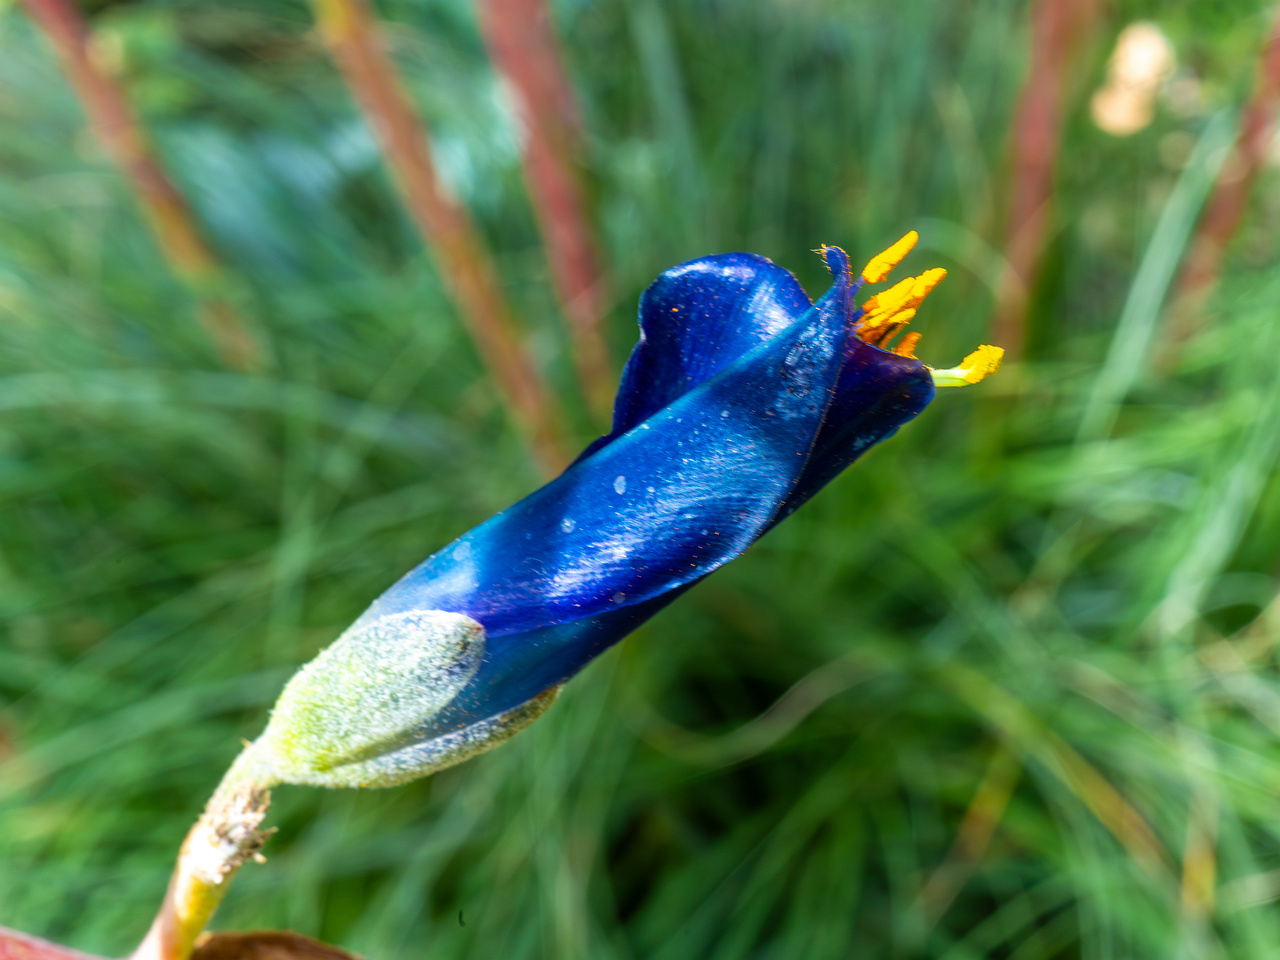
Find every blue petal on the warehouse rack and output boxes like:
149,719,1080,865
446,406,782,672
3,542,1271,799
407,342,932,739
393,346,933,741
412,590,688,738
781,338,935,516
598,252,813,447
361,255,854,638
354,246,938,742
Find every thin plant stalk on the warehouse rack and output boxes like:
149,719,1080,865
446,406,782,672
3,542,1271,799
477,0,613,420
310,0,569,474
993,0,1103,357
1168,10,1280,342
130,745,276,960
0,927,105,960
917,745,1021,929
19,0,262,372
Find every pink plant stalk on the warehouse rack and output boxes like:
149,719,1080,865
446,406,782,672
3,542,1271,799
477,0,613,419
20,0,261,371
0,926,104,960
995,0,1103,357
1172,10,1280,327
310,0,568,473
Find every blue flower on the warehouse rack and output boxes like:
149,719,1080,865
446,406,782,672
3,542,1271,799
258,237,1002,787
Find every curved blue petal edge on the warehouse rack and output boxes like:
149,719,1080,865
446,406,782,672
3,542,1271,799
611,253,814,436
364,246,934,738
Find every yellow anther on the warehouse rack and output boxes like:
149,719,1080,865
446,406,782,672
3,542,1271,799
908,268,947,307
855,235,958,356
861,231,919,283
862,276,914,319
929,344,1005,387
871,310,916,347
893,332,922,358
861,268,946,323
892,307,917,325
858,266,948,345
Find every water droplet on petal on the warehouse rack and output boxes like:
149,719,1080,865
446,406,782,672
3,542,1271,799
721,409,729,417
612,591,626,603
561,517,576,533
614,475,627,494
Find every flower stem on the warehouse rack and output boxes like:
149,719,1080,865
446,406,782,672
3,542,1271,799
310,0,569,474
1168,9,1280,339
993,0,1103,358
19,0,263,372
130,743,277,960
0,926,106,960
476,0,613,421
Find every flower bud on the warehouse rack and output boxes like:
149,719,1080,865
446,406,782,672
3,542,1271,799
257,611,485,787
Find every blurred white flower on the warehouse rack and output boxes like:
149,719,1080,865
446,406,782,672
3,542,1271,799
1091,22,1177,136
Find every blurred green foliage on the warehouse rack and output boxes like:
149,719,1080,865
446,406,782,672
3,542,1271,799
3,0,1280,957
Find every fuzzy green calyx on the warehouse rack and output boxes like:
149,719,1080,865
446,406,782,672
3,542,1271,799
258,610,485,785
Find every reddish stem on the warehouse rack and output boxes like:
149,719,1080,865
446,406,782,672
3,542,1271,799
1173,10,1280,314
19,0,261,371
0,927,104,960
994,0,1103,357
311,0,568,474
477,0,613,420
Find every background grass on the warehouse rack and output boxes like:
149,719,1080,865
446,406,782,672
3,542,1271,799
3,0,1280,957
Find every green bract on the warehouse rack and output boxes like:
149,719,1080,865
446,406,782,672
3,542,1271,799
258,611,486,787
